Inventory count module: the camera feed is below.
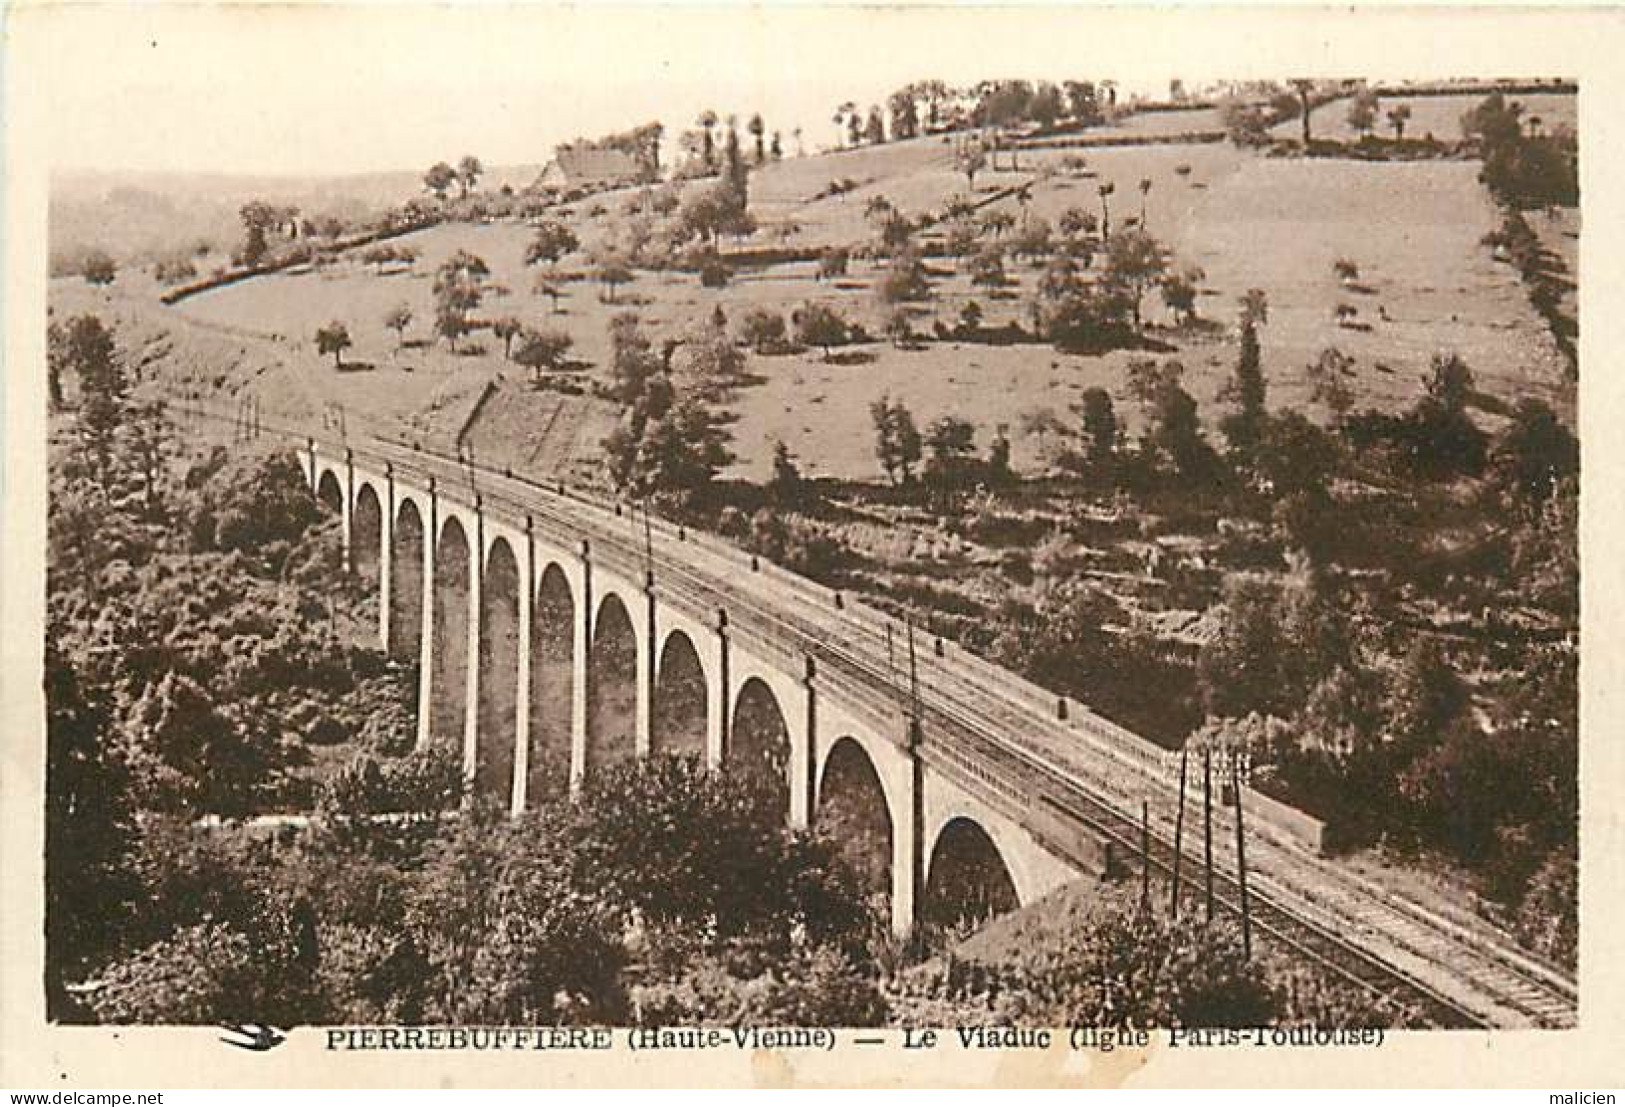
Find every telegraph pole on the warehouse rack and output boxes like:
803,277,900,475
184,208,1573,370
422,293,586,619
1140,799,1151,913
1171,748,1188,918
905,616,921,722
1203,748,1214,925
1233,757,1252,960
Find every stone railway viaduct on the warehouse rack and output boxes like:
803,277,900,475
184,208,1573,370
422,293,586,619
308,442,1079,935
297,431,1578,1028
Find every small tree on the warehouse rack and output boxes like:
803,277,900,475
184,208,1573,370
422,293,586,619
1160,265,1203,325
795,303,849,360
739,308,788,355
384,303,413,349
816,247,849,282
456,155,483,199
869,395,922,485
525,221,580,270
82,250,117,287
959,300,984,334
315,321,352,369
768,439,803,502
1306,346,1356,424
968,243,1006,290
1387,103,1413,141
1347,88,1379,138
875,249,930,304
957,142,988,190
1075,386,1118,465
597,258,633,303
1102,229,1169,330
424,161,457,202
491,316,523,360
924,415,978,488
884,307,913,349
514,328,574,384
533,275,565,314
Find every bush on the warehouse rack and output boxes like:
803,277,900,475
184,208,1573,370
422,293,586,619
632,944,887,1027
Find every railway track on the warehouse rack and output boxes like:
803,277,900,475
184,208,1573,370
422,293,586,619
174,402,1579,1028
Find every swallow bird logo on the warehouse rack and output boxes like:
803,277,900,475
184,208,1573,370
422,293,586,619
219,1023,288,1051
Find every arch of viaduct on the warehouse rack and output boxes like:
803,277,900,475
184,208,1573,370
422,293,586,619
310,447,1079,936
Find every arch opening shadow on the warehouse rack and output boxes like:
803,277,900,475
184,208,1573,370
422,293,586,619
923,817,1020,933
430,516,471,750
389,500,424,664
817,738,893,909
476,538,519,807
586,592,638,774
729,677,790,821
527,563,574,804
652,631,706,759
352,483,382,590
316,470,343,513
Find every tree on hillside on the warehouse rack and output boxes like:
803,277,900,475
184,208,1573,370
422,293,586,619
888,89,919,140
1160,265,1204,326
1126,356,1183,417
238,200,281,266
61,314,126,481
794,302,850,360
82,250,117,287
424,161,457,202
491,316,523,360
1289,79,1317,144
816,247,849,282
1239,287,1270,329
957,142,988,191
315,321,352,369
968,243,1006,290
604,395,733,504
696,110,719,169
1097,181,1115,241
923,415,978,489
869,395,922,485
875,248,930,304
456,155,483,199
595,254,634,303
384,303,413,350
606,313,665,406
739,308,789,355
673,318,745,399
864,105,886,145
1220,310,1268,457
432,251,488,352
525,220,580,271
1075,387,1119,466
46,316,66,411
1101,229,1169,331
748,113,766,163
514,328,574,384
1387,103,1413,141
1137,177,1153,232
1348,88,1380,138
1306,346,1356,424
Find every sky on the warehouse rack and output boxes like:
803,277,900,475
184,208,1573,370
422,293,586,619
21,3,1584,181
25,3,1245,179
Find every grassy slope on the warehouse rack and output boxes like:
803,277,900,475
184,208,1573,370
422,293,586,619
54,95,1575,488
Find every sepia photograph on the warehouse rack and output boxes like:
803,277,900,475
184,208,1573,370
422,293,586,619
3,1,1617,1091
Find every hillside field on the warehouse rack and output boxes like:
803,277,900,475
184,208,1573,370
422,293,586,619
124,119,1575,482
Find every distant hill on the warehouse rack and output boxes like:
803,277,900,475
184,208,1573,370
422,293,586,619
49,163,547,272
